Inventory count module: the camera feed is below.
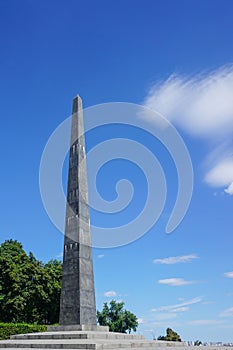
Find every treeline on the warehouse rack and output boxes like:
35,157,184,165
0,240,62,324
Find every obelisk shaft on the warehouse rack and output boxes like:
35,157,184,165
59,95,96,325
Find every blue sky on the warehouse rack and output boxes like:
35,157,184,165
1,0,233,343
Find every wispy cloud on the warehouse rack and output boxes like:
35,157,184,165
202,301,215,305
158,278,196,286
153,254,199,265
224,271,233,278
225,183,233,195
143,65,233,194
97,254,105,259
189,320,224,325
152,297,202,312
115,299,124,303
172,307,189,313
137,318,145,324
144,65,233,138
153,313,177,321
56,252,63,259
151,321,181,328
104,290,117,297
100,297,202,333
205,158,233,195
220,307,233,317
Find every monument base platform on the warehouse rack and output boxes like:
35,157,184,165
0,326,188,349
47,325,109,332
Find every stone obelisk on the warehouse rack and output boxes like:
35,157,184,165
59,95,96,326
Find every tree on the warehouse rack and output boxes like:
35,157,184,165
0,239,62,324
157,328,181,341
97,300,138,333
194,340,202,346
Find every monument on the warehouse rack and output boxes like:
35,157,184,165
59,95,96,326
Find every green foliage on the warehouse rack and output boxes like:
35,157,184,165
97,300,138,334
157,328,181,341
0,322,47,340
0,240,62,324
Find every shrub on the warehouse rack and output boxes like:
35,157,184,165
0,323,47,340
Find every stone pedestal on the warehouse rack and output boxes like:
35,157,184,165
47,325,109,332
0,328,188,349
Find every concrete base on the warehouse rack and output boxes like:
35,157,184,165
0,327,187,349
47,325,109,332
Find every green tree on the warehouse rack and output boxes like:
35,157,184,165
157,328,181,341
97,300,138,333
194,340,202,346
0,239,62,324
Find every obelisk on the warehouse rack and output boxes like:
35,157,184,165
59,95,96,326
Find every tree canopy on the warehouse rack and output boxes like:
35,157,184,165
97,300,138,334
157,328,181,341
194,340,202,346
0,240,62,324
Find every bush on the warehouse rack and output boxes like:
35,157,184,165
0,323,47,340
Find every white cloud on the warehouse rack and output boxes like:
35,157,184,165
172,307,189,313
217,324,233,329
152,321,180,328
158,278,195,286
220,307,233,317
143,65,233,194
152,297,202,313
205,158,233,195
144,65,233,138
104,290,117,297
202,301,215,305
189,320,223,325
225,182,233,195
137,318,144,324
224,271,233,278
154,313,177,321
115,299,124,304
97,254,105,259
153,254,199,265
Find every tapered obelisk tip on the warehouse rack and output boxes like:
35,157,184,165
72,94,83,114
